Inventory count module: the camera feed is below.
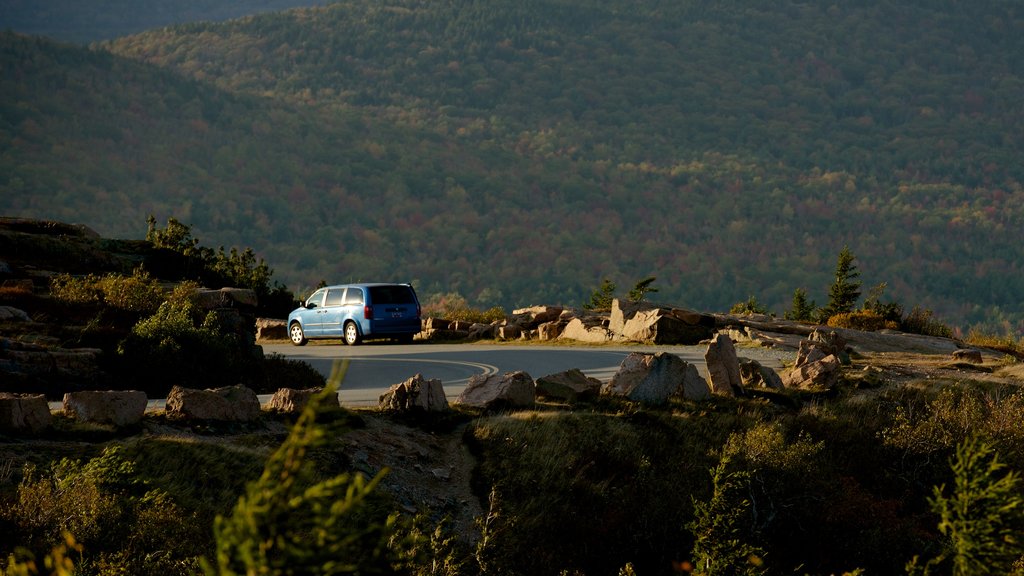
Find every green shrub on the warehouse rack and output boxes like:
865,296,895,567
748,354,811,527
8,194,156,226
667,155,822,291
907,436,1024,576
730,296,769,315
901,307,954,338
203,386,396,576
582,278,615,311
49,269,164,315
827,310,897,332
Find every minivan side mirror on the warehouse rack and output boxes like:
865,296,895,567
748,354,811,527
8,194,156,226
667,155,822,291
303,301,316,309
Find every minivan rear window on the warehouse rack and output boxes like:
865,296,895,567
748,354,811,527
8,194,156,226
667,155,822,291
369,285,416,304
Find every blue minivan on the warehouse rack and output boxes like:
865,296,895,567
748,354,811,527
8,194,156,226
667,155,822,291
288,283,421,345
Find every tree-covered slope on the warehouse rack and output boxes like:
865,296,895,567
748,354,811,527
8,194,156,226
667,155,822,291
3,0,1024,332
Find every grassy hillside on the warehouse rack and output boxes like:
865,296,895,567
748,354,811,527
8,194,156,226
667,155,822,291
3,0,1024,332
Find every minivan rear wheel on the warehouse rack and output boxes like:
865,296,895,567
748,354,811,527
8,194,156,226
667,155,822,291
344,322,361,346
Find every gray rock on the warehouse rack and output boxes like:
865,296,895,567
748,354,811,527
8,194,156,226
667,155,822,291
379,374,449,412
783,354,842,389
0,306,31,322
738,358,785,390
535,368,602,402
603,352,708,404
165,384,261,421
611,299,716,345
0,393,52,433
455,371,535,410
255,318,288,341
63,390,147,426
704,333,744,395
951,349,984,364
559,316,613,343
266,387,337,413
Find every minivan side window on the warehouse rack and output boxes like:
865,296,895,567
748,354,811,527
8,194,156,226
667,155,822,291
305,289,326,308
344,288,364,305
369,285,414,304
325,288,344,307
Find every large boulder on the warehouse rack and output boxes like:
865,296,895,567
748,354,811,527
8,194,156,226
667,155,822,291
603,352,709,404
704,333,744,396
783,354,842,389
255,318,288,341
165,384,261,421
0,306,31,322
62,390,147,426
379,374,449,413
455,371,535,410
0,393,52,433
535,369,602,402
537,320,568,341
610,299,716,344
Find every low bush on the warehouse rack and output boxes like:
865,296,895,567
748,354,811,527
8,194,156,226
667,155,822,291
49,269,164,316
827,310,898,332
901,306,954,338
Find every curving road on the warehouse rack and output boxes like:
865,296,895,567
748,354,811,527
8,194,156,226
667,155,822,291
264,342,761,406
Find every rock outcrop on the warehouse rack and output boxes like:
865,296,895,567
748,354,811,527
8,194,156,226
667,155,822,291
610,299,716,345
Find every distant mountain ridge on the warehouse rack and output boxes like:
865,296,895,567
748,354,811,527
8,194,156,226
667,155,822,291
2,0,1023,332
0,0,333,43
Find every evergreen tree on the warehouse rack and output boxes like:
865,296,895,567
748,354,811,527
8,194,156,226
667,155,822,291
583,278,616,311
627,276,658,303
819,246,861,322
784,288,816,322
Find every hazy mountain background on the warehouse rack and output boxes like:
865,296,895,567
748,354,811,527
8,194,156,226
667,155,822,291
2,0,1023,333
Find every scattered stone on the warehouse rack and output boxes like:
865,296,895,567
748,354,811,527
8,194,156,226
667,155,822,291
379,374,449,413
455,371,535,410
951,349,984,364
0,393,52,433
535,368,602,402
704,333,744,395
62,390,147,426
603,352,709,404
165,384,261,421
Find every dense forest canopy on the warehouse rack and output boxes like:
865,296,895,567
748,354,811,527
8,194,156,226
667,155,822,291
2,0,1023,333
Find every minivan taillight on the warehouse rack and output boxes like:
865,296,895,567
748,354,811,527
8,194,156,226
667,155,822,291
364,305,373,320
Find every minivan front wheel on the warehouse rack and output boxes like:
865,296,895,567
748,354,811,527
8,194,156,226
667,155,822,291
344,322,361,346
289,322,307,346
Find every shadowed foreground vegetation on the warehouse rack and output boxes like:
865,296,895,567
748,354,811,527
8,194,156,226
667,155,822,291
4,372,1024,575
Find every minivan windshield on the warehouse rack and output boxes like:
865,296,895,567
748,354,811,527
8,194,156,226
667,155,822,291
369,285,416,304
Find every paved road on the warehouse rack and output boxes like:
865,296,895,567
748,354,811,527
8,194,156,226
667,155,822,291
264,342,761,406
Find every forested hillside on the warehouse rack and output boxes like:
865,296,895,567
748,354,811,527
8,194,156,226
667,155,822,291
3,0,1024,332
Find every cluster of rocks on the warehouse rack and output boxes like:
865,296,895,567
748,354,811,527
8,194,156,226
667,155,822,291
378,333,788,413
781,329,851,389
0,384,335,434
